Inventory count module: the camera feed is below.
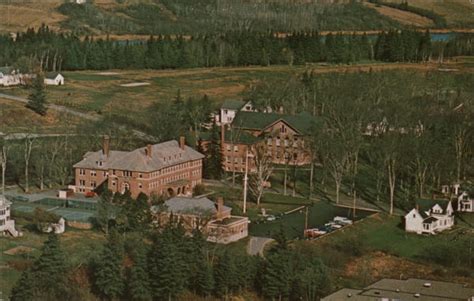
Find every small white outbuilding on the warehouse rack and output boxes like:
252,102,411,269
44,72,65,86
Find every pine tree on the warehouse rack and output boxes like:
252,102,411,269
128,245,152,301
10,269,35,301
26,73,47,116
148,227,188,300
11,233,69,301
214,250,237,298
94,229,125,300
261,251,292,300
204,122,223,179
195,258,215,297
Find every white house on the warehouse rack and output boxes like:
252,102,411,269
405,200,454,235
44,72,65,86
458,191,473,213
218,100,273,125
0,195,21,237
0,67,22,87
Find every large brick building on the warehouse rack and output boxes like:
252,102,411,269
213,110,320,173
73,136,204,198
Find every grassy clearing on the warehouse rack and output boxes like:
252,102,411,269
294,214,474,288
0,97,82,134
364,2,434,27
0,228,105,298
397,0,474,28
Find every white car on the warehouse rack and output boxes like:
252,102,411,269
334,216,353,225
266,215,276,221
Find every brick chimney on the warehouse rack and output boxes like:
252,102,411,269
220,124,225,152
179,136,185,150
216,197,224,220
102,135,110,157
145,144,152,158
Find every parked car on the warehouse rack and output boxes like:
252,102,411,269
266,215,276,222
334,216,353,225
325,222,343,229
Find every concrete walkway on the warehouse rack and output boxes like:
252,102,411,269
247,236,274,256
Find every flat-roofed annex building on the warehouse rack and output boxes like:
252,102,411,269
73,136,204,198
322,278,474,301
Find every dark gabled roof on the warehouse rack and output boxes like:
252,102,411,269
416,199,450,214
423,216,438,224
45,72,62,79
221,100,245,110
232,111,321,135
159,196,231,215
224,129,260,145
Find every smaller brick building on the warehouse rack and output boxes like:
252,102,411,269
152,196,248,244
73,136,204,198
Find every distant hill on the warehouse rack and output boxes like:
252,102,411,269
0,0,472,35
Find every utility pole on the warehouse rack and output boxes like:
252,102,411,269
243,148,249,214
304,206,309,230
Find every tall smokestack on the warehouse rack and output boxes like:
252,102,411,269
179,136,185,150
146,144,152,158
103,135,110,157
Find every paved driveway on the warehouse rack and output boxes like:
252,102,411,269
247,236,274,256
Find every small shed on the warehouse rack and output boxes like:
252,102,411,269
44,72,65,86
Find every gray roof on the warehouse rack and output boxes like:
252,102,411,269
73,140,204,172
0,195,12,208
0,66,14,75
323,278,474,301
159,197,231,215
45,72,62,79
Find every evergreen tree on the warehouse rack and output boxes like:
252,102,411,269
214,250,237,298
26,73,47,116
203,122,223,179
128,244,152,301
261,251,292,300
195,257,215,297
97,189,114,234
148,226,188,300
94,229,125,300
10,269,35,301
11,233,69,301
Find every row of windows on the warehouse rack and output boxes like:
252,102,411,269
150,161,201,178
267,138,303,147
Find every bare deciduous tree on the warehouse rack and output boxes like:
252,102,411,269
248,143,273,206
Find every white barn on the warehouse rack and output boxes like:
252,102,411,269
44,72,65,86
405,200,454,235
0,195,21,237
458,191,473,213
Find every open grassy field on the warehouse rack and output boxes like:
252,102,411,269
0,97,82,134
364,2,434,27
295,214,474,288
388,0,474,28
2,61,465,129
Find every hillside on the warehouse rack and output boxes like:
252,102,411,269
1,0,399,35
0,0,472,36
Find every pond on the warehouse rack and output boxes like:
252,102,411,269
249,201,375,239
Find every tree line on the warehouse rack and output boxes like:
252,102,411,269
11,190,331,301
245,70,473,213
1,25,472,73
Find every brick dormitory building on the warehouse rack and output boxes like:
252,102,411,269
73,136,204,198
201,100,321,173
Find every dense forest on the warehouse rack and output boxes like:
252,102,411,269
1,25,473,72
57,1,401,35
